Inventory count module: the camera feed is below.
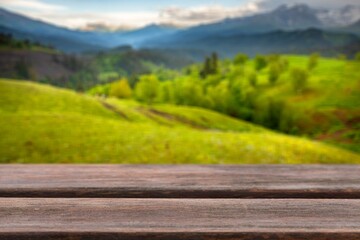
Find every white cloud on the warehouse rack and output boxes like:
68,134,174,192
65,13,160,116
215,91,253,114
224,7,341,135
0,0,265,29
28,11,159,29
0,0,65,11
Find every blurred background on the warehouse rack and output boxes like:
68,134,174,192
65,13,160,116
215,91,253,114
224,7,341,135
0,0,359,163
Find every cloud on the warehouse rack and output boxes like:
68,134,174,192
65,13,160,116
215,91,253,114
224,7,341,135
80,22,134,32
0,0,65,12
1,1,264,30
159,2,263,27
5,0,357,30
21,11,158,29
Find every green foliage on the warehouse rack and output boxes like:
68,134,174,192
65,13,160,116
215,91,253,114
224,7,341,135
0,33,55,51
248,72,257,87
207,81,233,113
128,54,360,153
1,79,359,164
356,52,360,61
135,75,160,104
308,53,320,71
88,84,110,96
254,55,267,71
278,58,290,72
291,68,309,93
337,54,346,61
265,99,285,129
211,52,219,74
234,53,248,65
7,53,358,155
268,63,281,85
200,53,219,78
109,78,132,99
157,81,175,103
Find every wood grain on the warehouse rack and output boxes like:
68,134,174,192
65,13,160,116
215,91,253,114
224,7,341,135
1,165,360,198
1,198,360,240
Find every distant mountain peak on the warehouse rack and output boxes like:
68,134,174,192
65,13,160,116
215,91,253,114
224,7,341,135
316,4,360,27
270,3,322,29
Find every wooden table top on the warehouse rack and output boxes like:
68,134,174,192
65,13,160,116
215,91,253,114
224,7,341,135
1,165,360,239
1,164,360,198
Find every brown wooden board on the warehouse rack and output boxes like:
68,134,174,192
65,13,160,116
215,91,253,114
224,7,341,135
1,198,360,240
1,165,360,198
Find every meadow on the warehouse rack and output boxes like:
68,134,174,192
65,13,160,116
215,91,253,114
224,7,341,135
1,79,359,164
90,54,360,153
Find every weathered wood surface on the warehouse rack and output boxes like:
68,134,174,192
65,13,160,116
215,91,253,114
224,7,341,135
1,165,360,198
1,198,360,240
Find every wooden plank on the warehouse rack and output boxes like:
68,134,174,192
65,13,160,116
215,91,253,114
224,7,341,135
1,165,360,198
1,198,360,240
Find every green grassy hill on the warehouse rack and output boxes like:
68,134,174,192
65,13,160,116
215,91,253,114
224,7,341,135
248,55,360,152
1,79,359,164
98,54,358,153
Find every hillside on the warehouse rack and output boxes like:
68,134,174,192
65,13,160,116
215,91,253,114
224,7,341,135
0,41,196,90
0,79,359,163
250,55,360,152
101,54,358,153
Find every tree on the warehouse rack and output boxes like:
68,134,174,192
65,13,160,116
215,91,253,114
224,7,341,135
200,53,219,78
308,53,320,71
278,58,289,72
109,78,132,99
135,75,160,104
254,55,267,71
265,98,285,130
248,72,257,87
234,53,248,65
158,81,175,103
291,68,309,93
200,57,212,78
207,81,234,114
210,52,219,74
268,63,281,85
267,54,281,63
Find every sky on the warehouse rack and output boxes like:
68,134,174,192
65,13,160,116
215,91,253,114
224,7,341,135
0,0,358,30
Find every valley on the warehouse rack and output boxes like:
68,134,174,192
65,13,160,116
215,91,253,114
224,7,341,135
0,2,359,163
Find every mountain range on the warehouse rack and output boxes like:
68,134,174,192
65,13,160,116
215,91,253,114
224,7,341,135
0,4,359,56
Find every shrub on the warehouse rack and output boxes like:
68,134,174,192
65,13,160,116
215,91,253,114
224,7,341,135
308,53,320,71
248,72,257,87
109,78,132,99
234,53,248,65
135,75,160,104
254,55,267,71
291,68,309,93
268,63,281,85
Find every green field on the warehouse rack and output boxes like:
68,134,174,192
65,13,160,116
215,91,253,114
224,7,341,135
89,55,360,153
1,79,359,164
